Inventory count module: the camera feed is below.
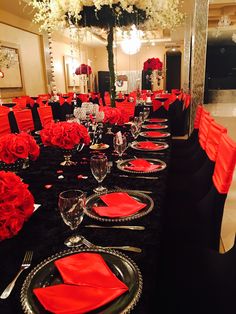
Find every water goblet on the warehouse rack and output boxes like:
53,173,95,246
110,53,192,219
143,107,150,121
90,154,108,194
58,189,86,247
130,123,140,140
113,133,127,162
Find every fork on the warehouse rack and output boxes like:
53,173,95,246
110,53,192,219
80,236,142,253
0,251,33,299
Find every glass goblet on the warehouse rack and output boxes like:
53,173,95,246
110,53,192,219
113,134,127,162
130,122,140,140
58,189,86,247
143,107,150,121
90,154,108,194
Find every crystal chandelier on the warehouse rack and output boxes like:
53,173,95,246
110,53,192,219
120,25,143,55
232,33,236,44
0,45,17,69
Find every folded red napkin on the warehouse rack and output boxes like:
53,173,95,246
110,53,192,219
33,253,128,314
145,131,168,137
137,141,164,150
93,192,146,217
145,124,166,129
124,159,161,172
149,118,166,122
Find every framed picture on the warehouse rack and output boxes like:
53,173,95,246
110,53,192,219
0,45,23,88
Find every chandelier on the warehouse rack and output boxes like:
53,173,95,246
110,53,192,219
120,25,143,55
0,45,17,70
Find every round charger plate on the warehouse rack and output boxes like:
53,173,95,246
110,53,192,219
139,131,170,139
85,189,154,222
130,141,169,152
142,124,168,130
90,143,109,150
146,118,168,123
21,247,142,314
117,158,166,174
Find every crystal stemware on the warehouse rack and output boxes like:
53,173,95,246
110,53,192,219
130,123,140,140
58,189,86,247
113,133,127,162
90,154,108,194
143,107,150,121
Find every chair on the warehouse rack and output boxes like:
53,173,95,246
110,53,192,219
13,109,35,132
37,106,54,128
0,113,11,137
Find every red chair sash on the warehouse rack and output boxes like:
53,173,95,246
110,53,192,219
213,133,236,194
13,109,34,132
205,121,227,161
193,105,203,129
37,106,53,127
0,114,11,137
199,110,213,150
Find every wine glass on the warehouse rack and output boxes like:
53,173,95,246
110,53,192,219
58,189,86,247
113,133,127,162
130,122,140,140
143,107,150,121
90,154,108,193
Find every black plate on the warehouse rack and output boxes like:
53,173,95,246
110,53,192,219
21,248,142,314
85,189,154,222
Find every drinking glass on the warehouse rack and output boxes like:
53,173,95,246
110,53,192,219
113,134,127,162
130,122,140,139
143,107,150,120
90,154,108,193
58,189,86,247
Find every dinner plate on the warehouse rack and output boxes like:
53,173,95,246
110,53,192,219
90,143,109,150
146,118,168,123
117,158,166,174
21,248,142,314
142,124,168,130
139,131,171,138
130,141,169,152
85,189,154,222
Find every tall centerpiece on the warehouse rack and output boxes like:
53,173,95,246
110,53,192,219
29,0,184,107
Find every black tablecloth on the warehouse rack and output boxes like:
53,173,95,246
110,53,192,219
0,123,171,314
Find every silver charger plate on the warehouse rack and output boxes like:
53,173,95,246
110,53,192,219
142,124,168,130
117,158,166,173
139,131,170,138
130,141,169,152
21,247,142,314
146,118,168,123
85,189,154,222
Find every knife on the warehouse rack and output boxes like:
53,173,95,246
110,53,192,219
117,174,159,180
84,225,145,230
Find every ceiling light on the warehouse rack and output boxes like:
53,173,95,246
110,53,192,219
120,25,142,55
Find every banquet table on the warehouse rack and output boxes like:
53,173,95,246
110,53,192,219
0,122,171,314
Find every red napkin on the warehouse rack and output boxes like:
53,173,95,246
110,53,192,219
93,192,146,217
145,124,166,129
124,159,161,172
145,131,168,138
33,253,128,314
149,118,166,122
137,141,165,150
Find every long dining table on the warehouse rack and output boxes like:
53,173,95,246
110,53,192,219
0,119,171,314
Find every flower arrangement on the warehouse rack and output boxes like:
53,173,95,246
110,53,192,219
75,64,92,75
29,0,184,107
0,171,34,241
40,121,90,150
143,58,163,72
101,107,126,125
0,133,40,164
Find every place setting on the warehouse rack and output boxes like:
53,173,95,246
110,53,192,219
139,130,171,139
130,140,169,152
141,124,168,130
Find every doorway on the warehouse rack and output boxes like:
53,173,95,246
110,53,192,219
166,50,181,92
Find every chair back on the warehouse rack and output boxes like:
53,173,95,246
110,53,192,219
213,133,236,194
0,113,11,137
198,110,213,149
205,121,227,161
37,106,54,128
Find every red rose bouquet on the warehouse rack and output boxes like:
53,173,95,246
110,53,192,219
40,121,90,150
75,64,92,75
143,58,163,72
101,107,126,125
0,171,34,241
0,133,40,164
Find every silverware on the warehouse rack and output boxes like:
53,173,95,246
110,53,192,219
80,236,142,253
114,186,152,194
118,174,159,180
0,251,33,299
84,224,145,230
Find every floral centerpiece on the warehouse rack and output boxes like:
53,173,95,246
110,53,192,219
143,57,163,88
29,0,184,107
40,121,90,165
75,64,92,75
0,133,40,171
101,107,126,125
0,171,34,241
